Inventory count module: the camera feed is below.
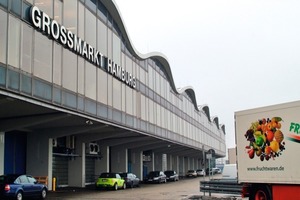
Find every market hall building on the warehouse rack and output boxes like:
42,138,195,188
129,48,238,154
0,0,226,189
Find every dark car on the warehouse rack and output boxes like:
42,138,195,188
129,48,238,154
120,173,140,188
164,170,179,182
0,174,47,200
144,171,167,184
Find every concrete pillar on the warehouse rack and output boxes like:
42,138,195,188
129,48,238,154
95,145,109,174
179,156,184,177
130,150,143,181
0,132,4,175
110,146,127,172
167,154,172,170
68,142,85,187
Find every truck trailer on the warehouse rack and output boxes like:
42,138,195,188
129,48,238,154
235,100,300,200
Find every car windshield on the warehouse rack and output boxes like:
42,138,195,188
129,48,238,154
148,171,159,176
164,171,173,176
99,173,115,178
188,170,194,173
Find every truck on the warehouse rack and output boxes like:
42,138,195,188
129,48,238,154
235,100,300,200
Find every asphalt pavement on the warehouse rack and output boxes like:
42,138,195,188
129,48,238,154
47,174,247,200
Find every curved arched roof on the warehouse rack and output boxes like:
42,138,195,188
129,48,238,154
105,0,224,133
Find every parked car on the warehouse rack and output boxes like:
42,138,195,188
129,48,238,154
196,169,206,176
164,170,179,182
0,174,47,200
186,170,197,178
96,172,126,190
212,168,222,174
119,172,140,188
144,171,167,184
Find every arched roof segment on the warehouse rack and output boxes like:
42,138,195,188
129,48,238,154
211,116,220,129
198,105,211,122
106,0,224,133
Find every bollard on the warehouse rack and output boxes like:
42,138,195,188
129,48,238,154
52,177,56,191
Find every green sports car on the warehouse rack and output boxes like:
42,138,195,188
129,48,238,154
96,173,126,190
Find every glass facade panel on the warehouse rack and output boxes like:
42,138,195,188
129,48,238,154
53,87,61,104
21,24,32,73
0,0,7,8
54,0,62,24
8,15,20,68
62,91,76,109
34,32,52,82
97,19,107,57
112,33,120,65
85,8,96,47
97,69,107,104
21,74,31,94
8,69,19,90
63,0,77,33
33,79,52,100
11,0,21,16
22,2,31,22
85,62,96,100
112,79,121,110
78,2,85,39
35,0,52,17
0,9,7,64
53,43,62,85
62,49,77,92
77,57,84,95
0,65,6,86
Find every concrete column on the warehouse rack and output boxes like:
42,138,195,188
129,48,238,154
110,146,127,172
130,150,143,181
0,132,4,175
167,154,172,170
47,138,53,190
68,142,85,187
179,156,184,177
95,145,109,174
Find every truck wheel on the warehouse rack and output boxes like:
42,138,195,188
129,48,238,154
250,185,272,200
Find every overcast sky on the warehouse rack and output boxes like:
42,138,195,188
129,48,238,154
114,0,300,149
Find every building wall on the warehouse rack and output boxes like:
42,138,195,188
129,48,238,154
0,0,225,156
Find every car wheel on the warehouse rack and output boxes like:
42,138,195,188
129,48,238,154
123,183,126,190
16,191,23,200
114,183,118,191
130,181,134,188
40,188,47,199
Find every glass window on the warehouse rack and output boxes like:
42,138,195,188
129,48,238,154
97,1,107,22
34,32,52,82
62,49,77,92
97,69,107,104
97,19,107,57
54,0,62,24
0,9,7,64
78,95,84,111
10,0,21,16
21,24,32,73
8,15,20,68
19,175,28,183
7,69,19,90
85,62,96,100
33,79,52,100
53,43,62,85
85,98,96,115
85,8,96,47
21,74,31,94
62,90,76,108
22,2,31,22
0,0,8,8
53,87,61,104
63,0,77,34
0,65,6,86
86,0,96,13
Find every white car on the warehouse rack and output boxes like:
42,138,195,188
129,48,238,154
196,169,206,176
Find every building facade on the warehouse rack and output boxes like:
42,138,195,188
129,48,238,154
0,0,226,189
